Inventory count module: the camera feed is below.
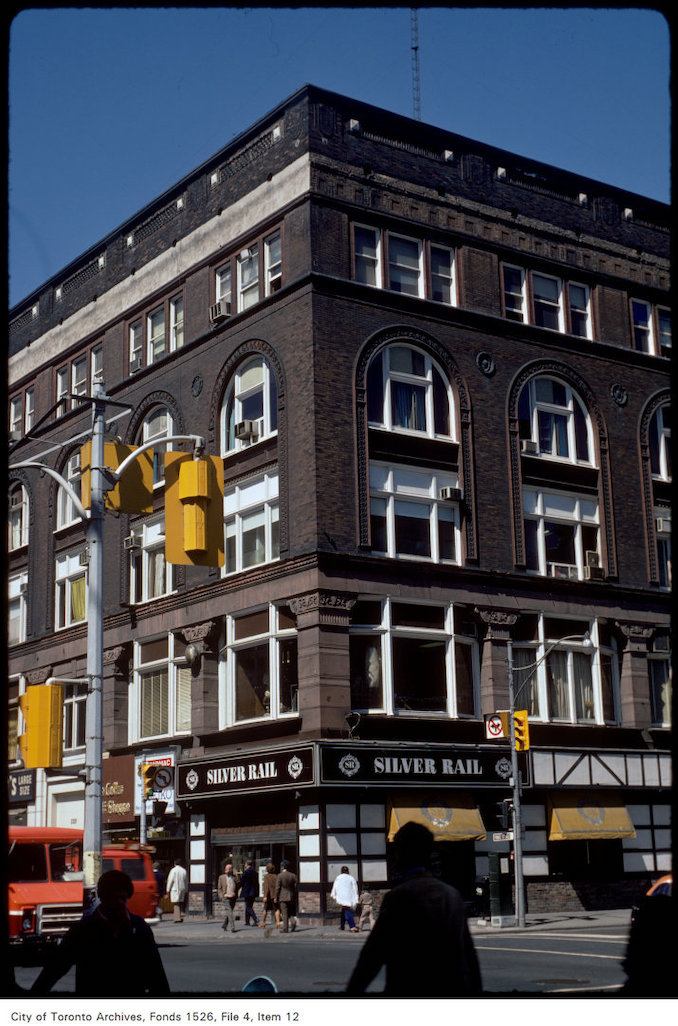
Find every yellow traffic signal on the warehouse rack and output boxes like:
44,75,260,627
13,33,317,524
513,710,530,751
81,441,154,513
18,684,64,769
164,453,224,566
142,763,156,799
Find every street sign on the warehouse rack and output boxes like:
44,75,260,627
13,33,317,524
493,831,514,842
484,713,506,740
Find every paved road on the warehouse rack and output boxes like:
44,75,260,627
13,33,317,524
11,910,632,997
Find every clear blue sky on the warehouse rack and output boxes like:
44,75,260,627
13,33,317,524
8,6,670,308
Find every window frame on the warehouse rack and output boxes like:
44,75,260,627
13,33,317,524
9,483,29,551
55,549,87,630
648,653,672,727
127,291,185,373
366,344,456,441
140,405,175,486
129,633,192,743
523,486,600,581
223,470,280,576
55,345,103,417
649,403,671,483
220,604,299,727
129,517,174,605
369,462,461,565
214,227,283,315
63,682,87,751
519,376,594,466
220,356,278,455
56,452,83,530
348,597,478,719
8,572,28,646
352,223,457,305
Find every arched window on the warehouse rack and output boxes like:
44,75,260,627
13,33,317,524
517,376,593,465
141,405,175,485
649,403,671,482
8,484,28,550
56,451,82,529
366,344,455,440
221,356,278,453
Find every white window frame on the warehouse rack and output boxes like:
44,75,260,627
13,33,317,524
237,244,260,311
221,356,278,454
523,487,600,581
223,471,279,575
129,518,173,604
90,345,103,391
387,232,424,298
532,271,564,332
369,463,461,565
648,654,672,727
55,549,87,630
354,225,382,288
264,230,282,295
520,377,593,466
10,396,23,437
567,281,592,339
654,511,671,590
71,356,87,403
503,264,526,322
219,604,298,727
170,295,184,352
141,406,174,486
8,572,28,646
129,634,192,742
216,263,232,305
9,484,29,550
56,452,82,529
430,244,456,305
367,344,456,441
129,319,143,367
63,682,87,751
631,299,654,353
147,305,166,364
348,598,478,718
24,387,35,433
512,617,617,725
649,404,671,482
56,366,69,417
657,306,671,357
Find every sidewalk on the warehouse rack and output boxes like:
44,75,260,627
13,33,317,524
152,907,631,943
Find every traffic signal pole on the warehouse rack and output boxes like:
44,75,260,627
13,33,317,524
82,384,106,910
506,640,526,928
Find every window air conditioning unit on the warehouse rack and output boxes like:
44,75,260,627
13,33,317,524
585,565,605,581
234,420,258,441
548,562,578,580
585,550,600,568
521,439,539,455
439,486,463,502
19,581,28,595
655,517,671,534
130,357,143,374
123,535,141,551
209,300,231,323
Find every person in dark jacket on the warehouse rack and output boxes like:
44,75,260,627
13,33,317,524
31,869,169,996
347,822,482,997
239,860,259,926
274,860,298,933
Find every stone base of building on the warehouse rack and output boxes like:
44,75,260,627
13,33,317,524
526,877,651,913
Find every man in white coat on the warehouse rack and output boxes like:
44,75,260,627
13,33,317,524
165,858,188,923
331,866,359,932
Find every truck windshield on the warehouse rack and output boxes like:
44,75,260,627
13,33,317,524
7,841,83,883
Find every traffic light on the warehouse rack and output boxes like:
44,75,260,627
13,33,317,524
81,441,153,513
496,799,513,830
164,453,225,566
142,763,156,800
513,710,530,751
18,684,64,769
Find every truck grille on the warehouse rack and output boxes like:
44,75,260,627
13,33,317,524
37,904,81,937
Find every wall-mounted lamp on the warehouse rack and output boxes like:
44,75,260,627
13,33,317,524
345,711,361,738
184,643,201,669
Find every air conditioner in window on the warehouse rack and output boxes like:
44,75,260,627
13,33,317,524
584,565,605,581
123,535,141,551
18,581,28,595
521,439,539,455
585,550,600,568
234,420,259,441
130,357,143,374
548,562,578,580
656,517,671,534
439,486,463,502
209,299,231,323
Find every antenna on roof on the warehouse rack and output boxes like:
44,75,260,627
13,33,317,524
410,9,422,121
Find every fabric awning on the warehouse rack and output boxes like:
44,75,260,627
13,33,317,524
548,794,636,841
388,793,486,842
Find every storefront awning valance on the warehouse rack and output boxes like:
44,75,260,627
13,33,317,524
548,794,636,841
388,793,486,842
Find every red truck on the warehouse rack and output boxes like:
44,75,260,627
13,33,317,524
8,826,159,963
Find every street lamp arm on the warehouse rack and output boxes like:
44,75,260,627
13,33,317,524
10,460,89,524
509,632,592,707
112,434,206,482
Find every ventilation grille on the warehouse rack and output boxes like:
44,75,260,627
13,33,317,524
133,201,181,245
62,257,101,296
360,127,443,161
215,129,278,183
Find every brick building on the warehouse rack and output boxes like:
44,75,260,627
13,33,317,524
8,85,671,919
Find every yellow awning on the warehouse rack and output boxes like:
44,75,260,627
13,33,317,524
548,794,636,841
388,793,486,842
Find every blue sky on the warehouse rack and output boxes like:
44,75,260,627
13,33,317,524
8,6,670,308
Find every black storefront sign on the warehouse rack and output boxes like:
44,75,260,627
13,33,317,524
177,745,315,799
9,769,36,804
320,744,520,787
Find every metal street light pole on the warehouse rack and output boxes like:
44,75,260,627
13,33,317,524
506,631,592,929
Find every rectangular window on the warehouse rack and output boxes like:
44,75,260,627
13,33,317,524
129,319,143,367
532,273,562,331
55,551,87,629
237,245,260,311
170,295,184,352
568,282,591,338
71,356,87,401
216,264,232,304
523,488,599,580
631,299,653,353
388,234,422,297
430,245,455,304
133,634,191,741
55,347,102,416
369,463,460,564
223,471,279,575
657,307,671,357
56,366,69,417
503,265,525,321
130,519,173,604
265,231,282,295
24,388,35,432
223,605,298,725
354,226,380,286
8,573,28,646
90,346,103,390
147,306,166,363
649,656,672,726
56,452,82,529
9,396,23,438
63,683,87,750
9,485,28,550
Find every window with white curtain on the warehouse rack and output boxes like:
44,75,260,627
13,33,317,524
223,471,279,575
349,598,477,717
518,377,593,464
129,518,173,603
131,635,191,741
220,605,298,725
366,344,455,439
511,617,617,724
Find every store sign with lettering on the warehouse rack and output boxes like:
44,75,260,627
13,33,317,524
102,755,136,823
8,769,36,804
177,746,315,798
320,745,520,787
